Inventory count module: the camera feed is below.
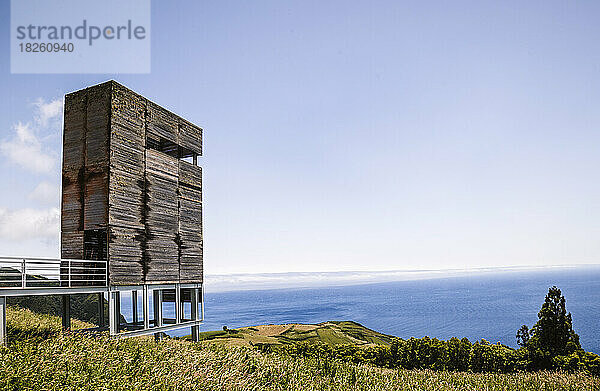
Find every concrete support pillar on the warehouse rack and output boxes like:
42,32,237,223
175,284,181,324
108,291,115,335
98,292,105,327
153,289,163,341
200,285,204,321
152,289,163,327
108,291,120,335
190,288,199,342
143,285,150,330
0,296,6,346
61,295,71,330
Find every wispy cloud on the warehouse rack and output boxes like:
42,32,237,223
0,207,59,241
0,98,62,175
33,98,63,128
0,122,56,174
28,181,61,206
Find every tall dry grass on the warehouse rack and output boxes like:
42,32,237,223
1,307,598,391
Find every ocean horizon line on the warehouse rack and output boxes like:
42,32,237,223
203,263,600,293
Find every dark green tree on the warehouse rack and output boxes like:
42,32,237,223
516,324,530,347
528,286,581,357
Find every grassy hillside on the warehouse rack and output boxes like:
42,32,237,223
7,294,107,325
5,306,94,342
194,321,395,347
2,307,600,390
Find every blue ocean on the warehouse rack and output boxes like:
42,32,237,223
171,267,600,353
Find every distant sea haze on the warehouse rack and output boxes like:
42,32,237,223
140,265,600,353
203,265,595,292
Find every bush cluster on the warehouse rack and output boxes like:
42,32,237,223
279,337,600,375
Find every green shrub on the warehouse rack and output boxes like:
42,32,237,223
276,336,600,375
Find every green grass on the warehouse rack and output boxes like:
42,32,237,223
195,320,396,347
8,293,108,326
2,307,599,390
6,307,94,342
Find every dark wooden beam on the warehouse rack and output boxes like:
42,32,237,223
62,295,71,330
98,292,105,327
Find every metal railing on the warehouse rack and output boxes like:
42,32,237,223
0,257,107,289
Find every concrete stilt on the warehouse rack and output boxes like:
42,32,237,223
153,289,163,341
175,284,181,324
190,288,199,342
143,285,150,330
108,291,121,335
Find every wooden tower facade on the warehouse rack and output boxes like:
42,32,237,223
61,81,203,286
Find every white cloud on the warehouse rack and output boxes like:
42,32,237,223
0,122,56,174
34,98,63,128
29,181,61,206
0,98,62,175
0,207,59,241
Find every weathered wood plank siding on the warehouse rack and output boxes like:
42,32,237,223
179,162,203,282
147,102,178,143
179,119,203,153
108,83,146,284
61,81,203,286
61,90,86,237
61,231,84,259
145,149,179,283
83,85,110,230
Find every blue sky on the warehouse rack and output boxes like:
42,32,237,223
1,1,600,274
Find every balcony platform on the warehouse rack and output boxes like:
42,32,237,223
0,257,203,345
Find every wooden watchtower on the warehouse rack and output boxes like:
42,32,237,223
0,81,204,344
62,80,203,285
